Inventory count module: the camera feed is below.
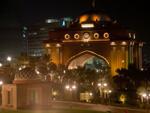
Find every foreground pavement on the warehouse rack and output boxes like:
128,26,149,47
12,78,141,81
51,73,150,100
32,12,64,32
50,101,149,113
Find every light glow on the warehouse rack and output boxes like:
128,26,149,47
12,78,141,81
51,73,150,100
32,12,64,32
142,93,147,97
81,23,94,28
103,32,109,39
97,83,102,87
65,85,70,89
64,34,70,40
56,43,61,47
74,34,80,39
45,44,50,48
72,85,76,89
103,83,108,87
94,33,99,39
110,42,116,45
0,63,2,67
121,41,127,45
89,93,93,96
109,90,112,93
7,56,12,62
0,81,3,85
79,15,88,23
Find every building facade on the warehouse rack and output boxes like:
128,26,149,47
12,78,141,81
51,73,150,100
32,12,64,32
44,10,143,76
2,68,51,109
1,10,144,110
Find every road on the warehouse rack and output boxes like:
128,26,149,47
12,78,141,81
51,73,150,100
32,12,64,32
49,101,149,113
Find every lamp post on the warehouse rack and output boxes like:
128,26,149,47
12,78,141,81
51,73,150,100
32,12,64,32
141,92,150,113
97,82,112,104
97,82,108,98
65,84,77,101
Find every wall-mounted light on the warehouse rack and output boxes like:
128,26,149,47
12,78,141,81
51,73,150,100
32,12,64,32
64,34,70,40
74,34,80,39
83,33,90,42
45,44,50,48
121,60,125,63
56,43,61,47
103,32,109,39
81,23,94,28
121,41,127,45
110,42,116,46
94,33,99,39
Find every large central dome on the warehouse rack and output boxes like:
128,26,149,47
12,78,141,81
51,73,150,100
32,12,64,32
71,10,112,27
78,10,112,24
69,10,115,29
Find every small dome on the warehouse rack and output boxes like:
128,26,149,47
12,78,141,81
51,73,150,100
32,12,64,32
14,67,41,82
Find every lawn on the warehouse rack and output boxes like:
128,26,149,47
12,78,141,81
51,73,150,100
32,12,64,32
0,108,107,113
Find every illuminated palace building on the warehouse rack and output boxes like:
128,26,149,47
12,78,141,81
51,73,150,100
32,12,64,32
1,10,143,110
45,10,143,76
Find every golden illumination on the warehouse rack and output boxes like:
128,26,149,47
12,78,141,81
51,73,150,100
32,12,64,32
103,32,109,39
94,33,99,39
121,60,125,63
121,41,127,45
120,94,126,104
83,33,90,42
45,44,50,48
79,15,88,23
52,91,57,96
92,15,100,22
110,42,116,45
64,34,70,40
74,34,80,39
0,63,2,67
79,14,103,23
81,23,94,28
83,38,90,42
56,43,61,47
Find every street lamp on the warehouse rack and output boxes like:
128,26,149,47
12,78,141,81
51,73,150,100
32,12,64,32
0,63,2,67
141,92,150,103
65,84,77,91
7,56,12,62
97,82,108,98
97,82,112,103
0,80,3,85
65,84,77,100
140,92,150,113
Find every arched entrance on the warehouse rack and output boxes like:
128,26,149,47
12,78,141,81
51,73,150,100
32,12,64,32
66,51,111,102
67,50,109,71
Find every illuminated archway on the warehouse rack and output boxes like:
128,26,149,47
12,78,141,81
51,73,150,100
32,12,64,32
67,50,109,70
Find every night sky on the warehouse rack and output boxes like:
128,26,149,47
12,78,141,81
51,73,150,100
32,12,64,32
0,0,149,57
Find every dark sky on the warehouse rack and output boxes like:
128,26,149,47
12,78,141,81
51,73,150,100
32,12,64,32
0,0,149,56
